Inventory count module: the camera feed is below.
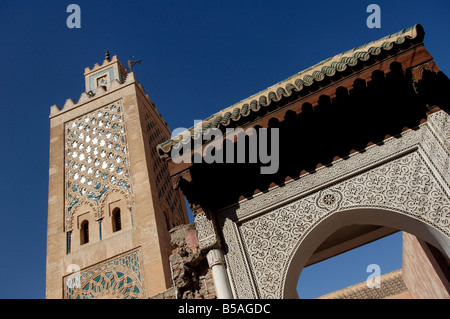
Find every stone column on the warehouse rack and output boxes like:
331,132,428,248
207,249,233,299
195,211,233,299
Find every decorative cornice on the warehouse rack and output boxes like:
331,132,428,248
157,24,425,158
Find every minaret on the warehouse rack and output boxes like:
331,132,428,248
46,53,188,299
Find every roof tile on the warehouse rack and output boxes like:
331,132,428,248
158,24,424,157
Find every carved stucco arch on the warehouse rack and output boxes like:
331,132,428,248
98,187,132,219
217,111,450,299
66,188,132,231
235,151,449,299
283,207,450,298
66,200,97,232
98,187,134,237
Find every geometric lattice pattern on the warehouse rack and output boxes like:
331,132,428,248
143,110,186,230
233,144,450,298
64,249,145,299
64,100,132,230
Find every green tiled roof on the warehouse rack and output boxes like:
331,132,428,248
158,24,424,157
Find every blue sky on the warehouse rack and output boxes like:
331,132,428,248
0,1,448,299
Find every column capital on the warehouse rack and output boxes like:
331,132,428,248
206,249,225,268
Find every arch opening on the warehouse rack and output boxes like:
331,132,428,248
283,208,450,299
297,231,403,299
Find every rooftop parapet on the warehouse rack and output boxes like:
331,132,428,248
49,71,136,118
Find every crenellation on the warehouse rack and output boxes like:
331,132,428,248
84,55,120,74
50,104,62,116
123,71,136,84
62,99,76,112
109,78,122,90
49,71,138,117
76,91,91,105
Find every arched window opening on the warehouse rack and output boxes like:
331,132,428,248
80,220,89,245
112,208,122,232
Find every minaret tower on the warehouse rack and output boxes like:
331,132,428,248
46,52,188,299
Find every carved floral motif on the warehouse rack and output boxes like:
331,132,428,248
217,111,450,299
195,211,219,251
238,151,449,298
